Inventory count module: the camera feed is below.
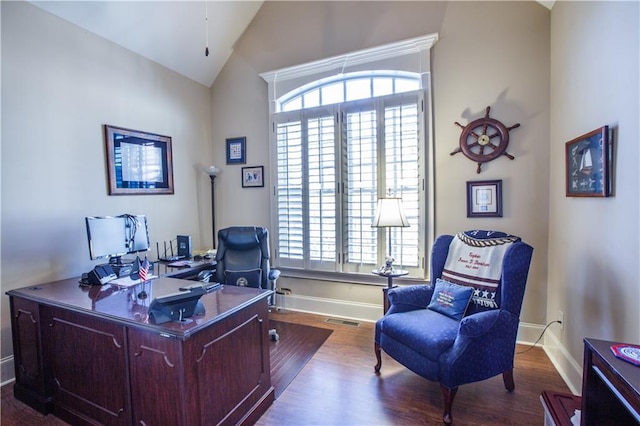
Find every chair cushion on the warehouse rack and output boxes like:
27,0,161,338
225,268,262,288
427,278,473,321
379,309,460,362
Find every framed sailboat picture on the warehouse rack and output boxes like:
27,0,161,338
565,126,610,197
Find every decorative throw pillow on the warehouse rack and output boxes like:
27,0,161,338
427,278,474,321
225,269,262,288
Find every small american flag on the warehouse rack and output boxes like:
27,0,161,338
139,257,150,282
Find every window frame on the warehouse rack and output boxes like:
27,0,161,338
261,34,438,282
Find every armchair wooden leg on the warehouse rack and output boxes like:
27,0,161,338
440,385,458,425
374,343,382,373
503,369,515,391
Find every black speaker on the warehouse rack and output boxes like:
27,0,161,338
177,235,192,258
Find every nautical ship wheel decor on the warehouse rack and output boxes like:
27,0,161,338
451,106,521,173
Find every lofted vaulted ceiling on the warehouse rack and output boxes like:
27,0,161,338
30,1,264,88
29,1,554,88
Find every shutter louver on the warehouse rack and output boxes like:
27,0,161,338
345,109,378,265
276,120,304,260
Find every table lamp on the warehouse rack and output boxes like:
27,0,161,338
372,197,409,273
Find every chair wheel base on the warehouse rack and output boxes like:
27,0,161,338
269,329,279,341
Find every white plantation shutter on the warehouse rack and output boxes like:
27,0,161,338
274,90,424,276
343,105,378,269
276,117,304,267
383,97,421,268
307,114,337,264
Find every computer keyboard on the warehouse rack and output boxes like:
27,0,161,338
179,282,222,292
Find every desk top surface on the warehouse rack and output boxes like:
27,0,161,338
584,338,640,400
7,275,271,338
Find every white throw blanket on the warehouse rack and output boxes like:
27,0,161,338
441,231,518,309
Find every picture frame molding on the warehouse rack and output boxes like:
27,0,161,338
466,179,503,218
241,165,264,188
104,125,174,195
226,136,247,164
565,125,610,197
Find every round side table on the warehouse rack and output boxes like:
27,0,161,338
372,269,408,314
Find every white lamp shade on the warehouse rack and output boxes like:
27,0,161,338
206,165,221,176
372,198,410,228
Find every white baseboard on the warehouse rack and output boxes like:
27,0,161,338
1,356,15,387
516,321,547,345
275,294,559,348
274,293,380,323
543,331,583,394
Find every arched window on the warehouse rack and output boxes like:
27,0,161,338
262,34,437,279
278,71,420,112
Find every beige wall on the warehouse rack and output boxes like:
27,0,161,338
0,2,213,366
546,1,639,392
211,1,551,329
2,0,637,396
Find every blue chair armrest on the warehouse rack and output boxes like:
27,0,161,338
268,269,280,281
387,284,433,314
459,309,504,337
439,309,520,387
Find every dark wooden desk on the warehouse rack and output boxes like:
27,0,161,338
7,272,273,425
581,338,640,425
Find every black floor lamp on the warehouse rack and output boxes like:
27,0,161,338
206,166,221,249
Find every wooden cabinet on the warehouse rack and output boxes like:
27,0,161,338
7,276,273,425
581,338,640,425
43,305,131,425
9,297,49,413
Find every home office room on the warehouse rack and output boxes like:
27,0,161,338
2,1,638,425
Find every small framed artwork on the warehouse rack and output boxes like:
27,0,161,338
467,180,503,217
565,126,610,197
242,166,264,188
226,137,246,164
104,125,174,195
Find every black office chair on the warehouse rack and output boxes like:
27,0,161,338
215,226,280,340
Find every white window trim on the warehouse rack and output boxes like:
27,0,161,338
260,33,438,85
260,33,438,282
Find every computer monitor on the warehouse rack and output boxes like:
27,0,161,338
85,216,128,262
86,214,150,264
126,215,150,254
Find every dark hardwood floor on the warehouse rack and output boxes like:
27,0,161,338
1,309,571,425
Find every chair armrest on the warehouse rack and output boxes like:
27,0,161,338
458,309,504,337
439,309,520,387
268,269,280,281
387,284,433,314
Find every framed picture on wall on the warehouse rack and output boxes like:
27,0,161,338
104,125,174,195
466,180,502,217
226,137,246,164
242,166,264,188
565,126,610,197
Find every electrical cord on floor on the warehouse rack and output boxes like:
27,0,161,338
516,320,562,354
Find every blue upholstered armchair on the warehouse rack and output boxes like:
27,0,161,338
374,231,533,425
